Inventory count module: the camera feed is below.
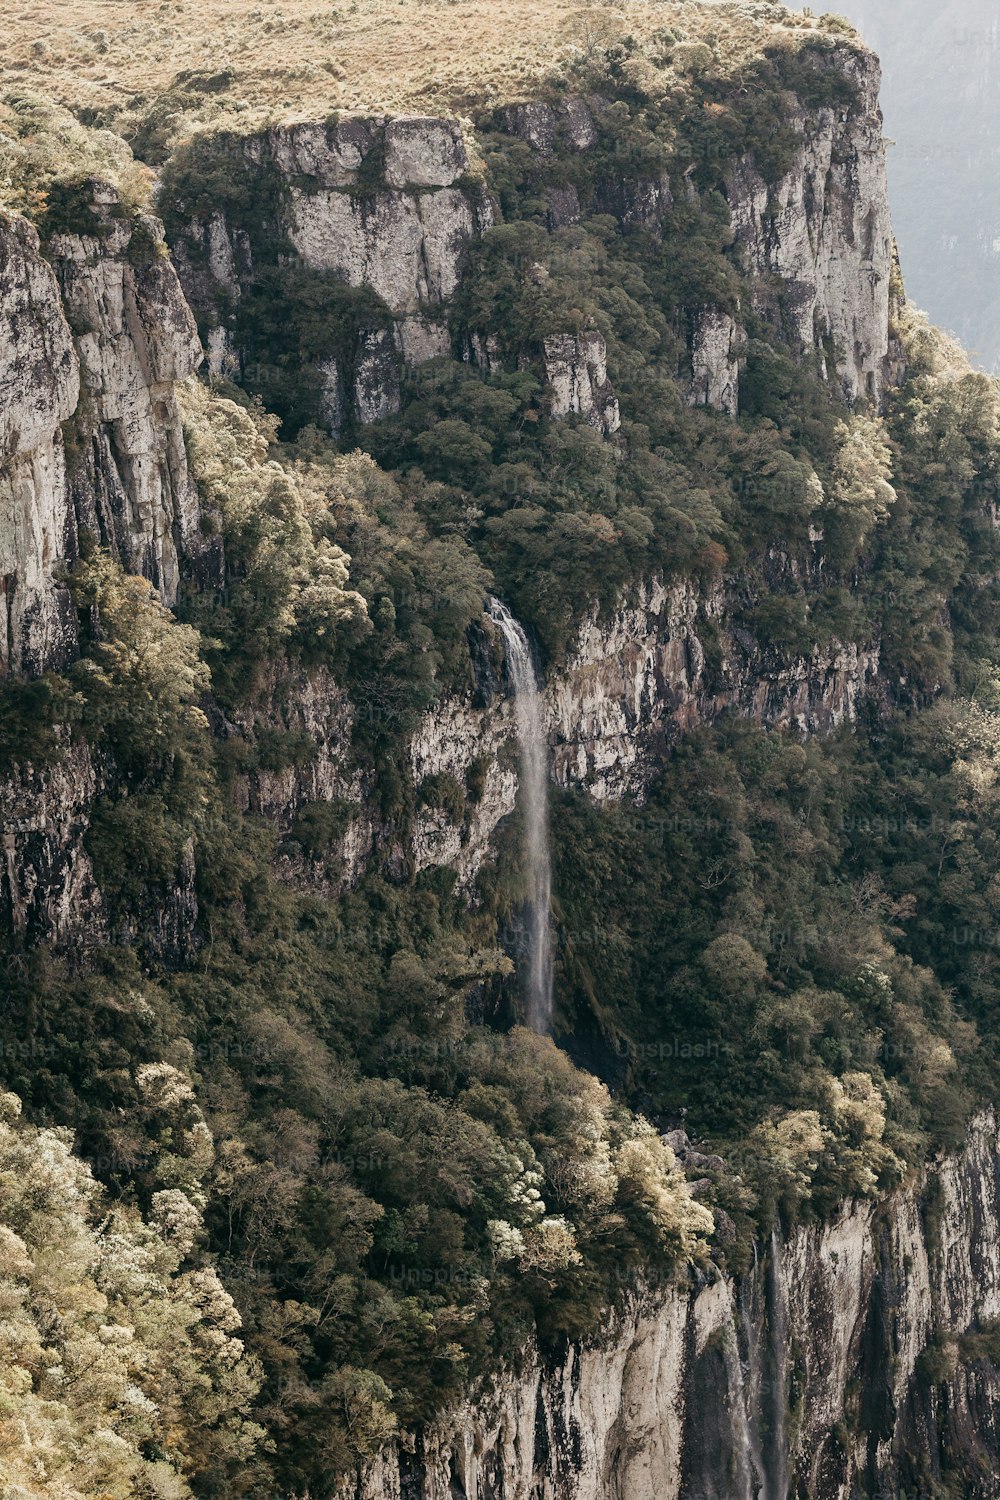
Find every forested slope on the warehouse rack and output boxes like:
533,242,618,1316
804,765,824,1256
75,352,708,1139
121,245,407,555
3,4,1000,1495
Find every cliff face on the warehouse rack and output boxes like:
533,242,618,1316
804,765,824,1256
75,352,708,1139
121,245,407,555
0,739,103,949
339,1113,1000,1500
0,186,205,679
0,212,80,676
171,48,894,434
548,574,879,800
3,33,996,1497
172,115,494,432
49,187,206,602
406,571,879,883
0,56,891,935
0,188,207,946
727,48,894,406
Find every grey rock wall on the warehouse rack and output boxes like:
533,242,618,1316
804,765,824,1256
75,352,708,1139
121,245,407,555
0,187,206,679
338,1113,1000,1500
0,213,81,675
728,45,894,406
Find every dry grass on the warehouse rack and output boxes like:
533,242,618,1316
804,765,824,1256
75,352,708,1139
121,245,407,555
1,1,855,131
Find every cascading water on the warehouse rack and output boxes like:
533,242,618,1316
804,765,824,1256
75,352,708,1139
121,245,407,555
767,1226,790,1500
740,1232,791,1500
487,597,553,1033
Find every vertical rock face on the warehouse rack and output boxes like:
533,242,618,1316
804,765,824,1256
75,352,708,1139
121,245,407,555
549,575,880,800
339,1114,1000,1500
410,691,519,885
288,182,481,316
0,214,81,676
0,741,103,948
49,189,205,604
543,332,622,435
728,45,893,405
0,188,205,679
499,98,599,156
688,310,741,418
173,116,494,434
0,191,207,951
405,574,881,884
169,50,893,438
0,45,897,935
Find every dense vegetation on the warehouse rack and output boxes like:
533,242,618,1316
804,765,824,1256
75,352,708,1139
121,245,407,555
5,7,1000,1497
0,1090,262,1498
160,28,884,662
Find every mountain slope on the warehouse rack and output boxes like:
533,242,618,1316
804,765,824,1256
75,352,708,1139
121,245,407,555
3,4,1000,1496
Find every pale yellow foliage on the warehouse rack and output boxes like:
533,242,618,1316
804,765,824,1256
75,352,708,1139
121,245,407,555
826,414,897,548
745,1108,825,1202
0,95,152,217
613,1119,714,1255
538,1070,617,1213
0,1093,263,1500
180,378,369,651
519,1215,583,1272
498,1031,712,1262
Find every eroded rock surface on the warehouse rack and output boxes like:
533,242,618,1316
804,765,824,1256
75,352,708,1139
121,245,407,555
1,189,206,678
543,331,622,436
0,213,81,675
173,116,493,435
728,46,893,405
339,1114,1000,1500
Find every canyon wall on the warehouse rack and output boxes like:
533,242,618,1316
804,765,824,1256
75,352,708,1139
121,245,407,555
339,1112,1000,1500
0,185,206,679
169,114,494,430
4,42,991,1499
727,45,894,406
0,43,893,943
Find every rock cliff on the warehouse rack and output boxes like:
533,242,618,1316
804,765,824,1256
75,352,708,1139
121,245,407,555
727,46,894,407
0,58,891,934
407,571,880,884
1,30,992,1498
0,187,208,947
168,46,894,438
1,45,894,674
170,115,494,432
49,185,205,602
0,185,205,679
0,739,103,949
338,1112,1000,1500
0,212,80,676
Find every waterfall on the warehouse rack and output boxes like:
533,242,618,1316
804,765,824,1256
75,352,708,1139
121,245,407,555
741,1233,790,1500
487,597,554,1034
767,1227,790,1500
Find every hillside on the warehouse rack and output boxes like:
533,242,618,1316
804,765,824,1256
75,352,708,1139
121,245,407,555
3,0,854,123
4,2,1000,1496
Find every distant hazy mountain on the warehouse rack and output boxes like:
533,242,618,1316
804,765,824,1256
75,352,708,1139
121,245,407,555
811,0,1000,371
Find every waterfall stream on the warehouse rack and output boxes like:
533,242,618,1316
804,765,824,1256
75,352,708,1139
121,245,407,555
487,598,553,1034
740,1233,791,1500
767,1227,790,1500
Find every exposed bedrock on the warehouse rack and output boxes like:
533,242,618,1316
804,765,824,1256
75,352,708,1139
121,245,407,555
339,1113,1000,1500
